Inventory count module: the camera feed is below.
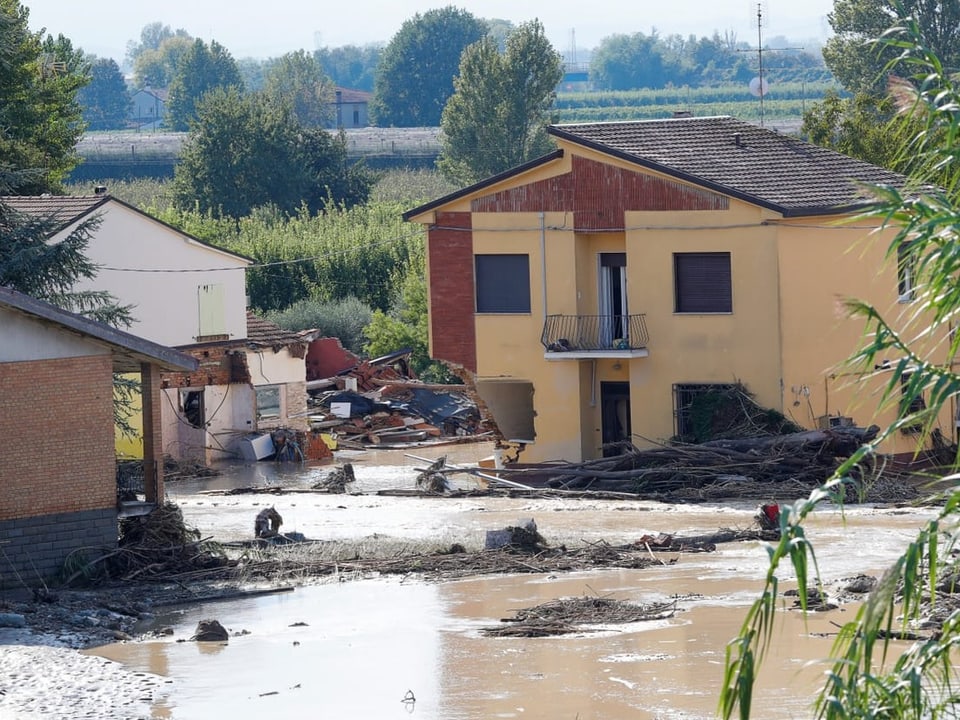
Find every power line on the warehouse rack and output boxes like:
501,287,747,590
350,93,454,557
98,227,425,273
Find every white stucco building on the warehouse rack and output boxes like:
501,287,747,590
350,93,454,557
6,194,312,463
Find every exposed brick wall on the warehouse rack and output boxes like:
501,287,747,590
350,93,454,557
0,508,117,589
471,156,728,230
284,381,308,431
306,337,361,381
161,346,249,389
428,211,476,372
0,355,116,521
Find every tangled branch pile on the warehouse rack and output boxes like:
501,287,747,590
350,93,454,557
63,504,233,586
501,425,909,502
110,504,232,580
481,596,677,637
311,463,356,493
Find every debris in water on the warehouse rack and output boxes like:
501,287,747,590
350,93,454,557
482,596,677,637
484,518,548,551
190,619,229,642
312,463,356,493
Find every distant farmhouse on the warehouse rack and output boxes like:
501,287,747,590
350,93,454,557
130,87,167,129
329,87,371,129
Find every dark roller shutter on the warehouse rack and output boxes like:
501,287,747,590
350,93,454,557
475,254,531,313
674,252,732,313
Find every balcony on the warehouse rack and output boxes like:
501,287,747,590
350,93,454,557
540,314,650,359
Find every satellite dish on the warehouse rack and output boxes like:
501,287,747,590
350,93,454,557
749,76,769,97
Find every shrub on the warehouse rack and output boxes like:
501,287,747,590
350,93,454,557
265,296,372,353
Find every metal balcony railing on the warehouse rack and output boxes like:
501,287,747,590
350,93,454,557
540,314,649,352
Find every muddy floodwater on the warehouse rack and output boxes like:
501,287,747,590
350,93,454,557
91,444,938,719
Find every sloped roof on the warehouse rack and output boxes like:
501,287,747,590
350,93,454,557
548,116,909,216
0,286,198,373
333,87,372,103
245,312,311,350
405,117,913,221
133,87,168,101
3,194,252,263
4,194,108,226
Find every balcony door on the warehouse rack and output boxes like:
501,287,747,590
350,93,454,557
598,253,627,347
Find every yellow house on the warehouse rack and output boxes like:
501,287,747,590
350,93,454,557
405,116,947,464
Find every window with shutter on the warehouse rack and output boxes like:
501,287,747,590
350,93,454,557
475,254,531,313
673,252,732,313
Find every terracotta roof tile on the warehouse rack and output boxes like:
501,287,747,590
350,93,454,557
3,195,108,227
245,312,305,349
549,116,910,216
333,87,372,103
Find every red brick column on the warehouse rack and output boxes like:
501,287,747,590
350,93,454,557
428,211,476,372
141,362,164,504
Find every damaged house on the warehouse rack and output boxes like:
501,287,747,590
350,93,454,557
0,287,197,588
3,194,314,463
161,312,316,462
404,116,949,463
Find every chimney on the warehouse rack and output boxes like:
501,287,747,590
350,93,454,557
733,133,744,148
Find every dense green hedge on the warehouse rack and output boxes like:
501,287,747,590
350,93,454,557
556,82,839,108
552,82,842,124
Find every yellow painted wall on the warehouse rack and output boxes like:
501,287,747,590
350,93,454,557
622,203,783,447
421,145,954,463
777,219,954,456
115,373,144,459
472,213,588,461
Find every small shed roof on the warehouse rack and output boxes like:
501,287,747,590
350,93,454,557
0,286,199,373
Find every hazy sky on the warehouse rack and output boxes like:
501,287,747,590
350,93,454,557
24,0,834,63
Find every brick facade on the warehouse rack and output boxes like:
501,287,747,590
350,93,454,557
471,155,729,230
428,211,477,372
160,345,249,389
0,508,117,589
0,354,118,588
0,355,116,521
305,337,361,381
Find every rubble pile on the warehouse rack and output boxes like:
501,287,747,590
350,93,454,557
309,387,483,448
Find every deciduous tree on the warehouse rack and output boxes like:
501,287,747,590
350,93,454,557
823,0,960,94
370,6,487,127
590,32,667,90
132,35,193,89
78,57,131,130
263,50,334,128
439,20,562,185
166,39,242,131
125,21,189,67
315,44,381,92
172,87,373,218
802,90,907,168
0,1,87,193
